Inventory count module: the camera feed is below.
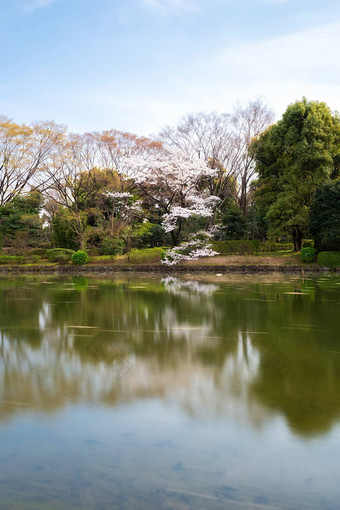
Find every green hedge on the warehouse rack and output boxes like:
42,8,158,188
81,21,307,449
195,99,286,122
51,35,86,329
0,255,25,265
28,248,48,257
46,248,75,263
260,241,294,252
212,240,294,255
317,251,340,268
128,247,165,264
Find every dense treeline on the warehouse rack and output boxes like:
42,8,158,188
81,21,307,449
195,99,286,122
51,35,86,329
0,97,339,259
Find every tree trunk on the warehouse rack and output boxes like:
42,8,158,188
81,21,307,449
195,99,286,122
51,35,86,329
79,230,85,250
239,176,248,216
292,227,303,251
171,219,183,247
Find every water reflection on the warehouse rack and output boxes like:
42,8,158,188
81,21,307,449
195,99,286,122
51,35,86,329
1,274,340,438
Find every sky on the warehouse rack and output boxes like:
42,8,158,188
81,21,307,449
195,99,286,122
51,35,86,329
1,0,340,135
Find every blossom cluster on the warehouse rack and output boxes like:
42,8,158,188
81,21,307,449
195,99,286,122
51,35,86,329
162,231,218,265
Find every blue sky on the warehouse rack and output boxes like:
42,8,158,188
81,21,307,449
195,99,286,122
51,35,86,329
1,0,340,135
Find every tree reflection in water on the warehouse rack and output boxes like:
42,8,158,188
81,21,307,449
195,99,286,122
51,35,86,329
0,274,340,437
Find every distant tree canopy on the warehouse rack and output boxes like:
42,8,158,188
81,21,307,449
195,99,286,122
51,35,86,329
310,180,340,252
1,98,340,256
251,98,340,250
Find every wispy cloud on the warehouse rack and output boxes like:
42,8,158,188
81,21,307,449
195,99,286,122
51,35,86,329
24,0,59,11
141,0,201,15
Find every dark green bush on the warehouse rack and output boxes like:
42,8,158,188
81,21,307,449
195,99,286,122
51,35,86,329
71,250,89,265
317,251,340,268
302,240,314,248
310,180,340,251
46,248,75,263
99,237,125,256
0,255,25,264
128,247,165,264
219,201,247,240
300,247,316,263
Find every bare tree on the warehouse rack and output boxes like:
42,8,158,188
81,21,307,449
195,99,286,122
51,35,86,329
231,99,275,214
0,116,64,206
45,133,110,249
96,129,163,177
159,99,274,215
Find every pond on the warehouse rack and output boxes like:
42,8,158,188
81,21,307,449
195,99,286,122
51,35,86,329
0,274,340,509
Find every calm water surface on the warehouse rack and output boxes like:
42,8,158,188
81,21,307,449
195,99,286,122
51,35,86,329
0,274,340,510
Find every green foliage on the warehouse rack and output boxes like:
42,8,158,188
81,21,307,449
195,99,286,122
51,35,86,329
0,192,44,247
127,247,165,264
27,254,42,264
317,251,340,268
219,200,246,240
212,240,250,254
28,248,48,257
300,247,317,262
260,241,294,252
99,237,125,256
0,255,25,265
212,240,293,255
52,210,80,251
244,205,268,241
252,98,340,250
310,180,340,251
144,223,168,247
46,248,75,263
71,250,89,265
302,240,314,248
122,221,154,251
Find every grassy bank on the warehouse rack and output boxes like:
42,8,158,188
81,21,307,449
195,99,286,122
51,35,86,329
0,252,330,275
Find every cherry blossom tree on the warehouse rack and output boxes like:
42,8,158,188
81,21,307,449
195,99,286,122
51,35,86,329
124,149,220,245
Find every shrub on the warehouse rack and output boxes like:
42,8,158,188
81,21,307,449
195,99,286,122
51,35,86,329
27,255,41,264
128,247,165,264
46,248,75,263
99,237,125,256
0,255,25,265
28,248,47,257
57,254,72,265
302,240,314,248
300,247,316,263
317,251,340,268
72,250,89,265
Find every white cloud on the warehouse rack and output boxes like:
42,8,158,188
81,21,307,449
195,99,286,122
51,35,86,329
189,19,340,117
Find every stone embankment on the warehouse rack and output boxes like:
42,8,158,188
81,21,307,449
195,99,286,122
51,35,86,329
0,264,337,274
